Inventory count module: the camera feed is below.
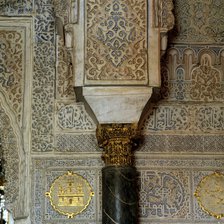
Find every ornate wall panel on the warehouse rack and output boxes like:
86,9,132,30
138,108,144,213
0,25,24,122
170,0,224,44
32,42,55,152
29,0,55,152
0,90,31,220
141,103,224,134
137,156,224,223
31,0,56,153
0,17,32,220
1,1,224,223
0,100,19,207
32,157,103,224
139,170,190,219
152,46,224,102
138,1,224,221
85,0,148,83
139,134,224,153
0,0,33,15
55,134,99,152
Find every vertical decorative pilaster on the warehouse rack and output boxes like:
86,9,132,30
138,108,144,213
96,124,140,224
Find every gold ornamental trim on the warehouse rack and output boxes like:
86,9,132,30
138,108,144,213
96,123,140,166
194,172,224,219
46,171,94,218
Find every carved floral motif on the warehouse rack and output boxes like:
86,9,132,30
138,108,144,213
0,101,19,207
170,0,224,43
0,30,23,121
158,47,224,102
86,0,147,81
190,54,222,101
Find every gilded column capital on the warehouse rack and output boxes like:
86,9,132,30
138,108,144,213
96,123,140,166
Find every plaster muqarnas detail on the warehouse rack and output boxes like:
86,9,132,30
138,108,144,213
140,46,224,153
158,47,224,102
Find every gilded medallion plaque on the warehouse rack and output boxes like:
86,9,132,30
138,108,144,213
46,171,94,218
194,172,224,219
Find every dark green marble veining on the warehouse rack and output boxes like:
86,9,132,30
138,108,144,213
102,166,139,224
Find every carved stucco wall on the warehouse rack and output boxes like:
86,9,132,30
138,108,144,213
138,0,224,223
0,17,32,220
0,0,224,224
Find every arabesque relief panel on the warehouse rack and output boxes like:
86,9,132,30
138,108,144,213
170,0,224,44
0,27,24,122
85,0,148,82
157,46,224,102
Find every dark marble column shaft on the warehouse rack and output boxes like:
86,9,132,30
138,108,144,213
97,124,140,224
102,166,138,224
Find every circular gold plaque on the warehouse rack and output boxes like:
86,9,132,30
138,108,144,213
194,172,224,219
46,171,94,218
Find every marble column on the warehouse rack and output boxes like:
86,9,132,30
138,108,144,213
97,124,140,224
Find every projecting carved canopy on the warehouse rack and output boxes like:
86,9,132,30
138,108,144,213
72,0,174,87
62,0,174,123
